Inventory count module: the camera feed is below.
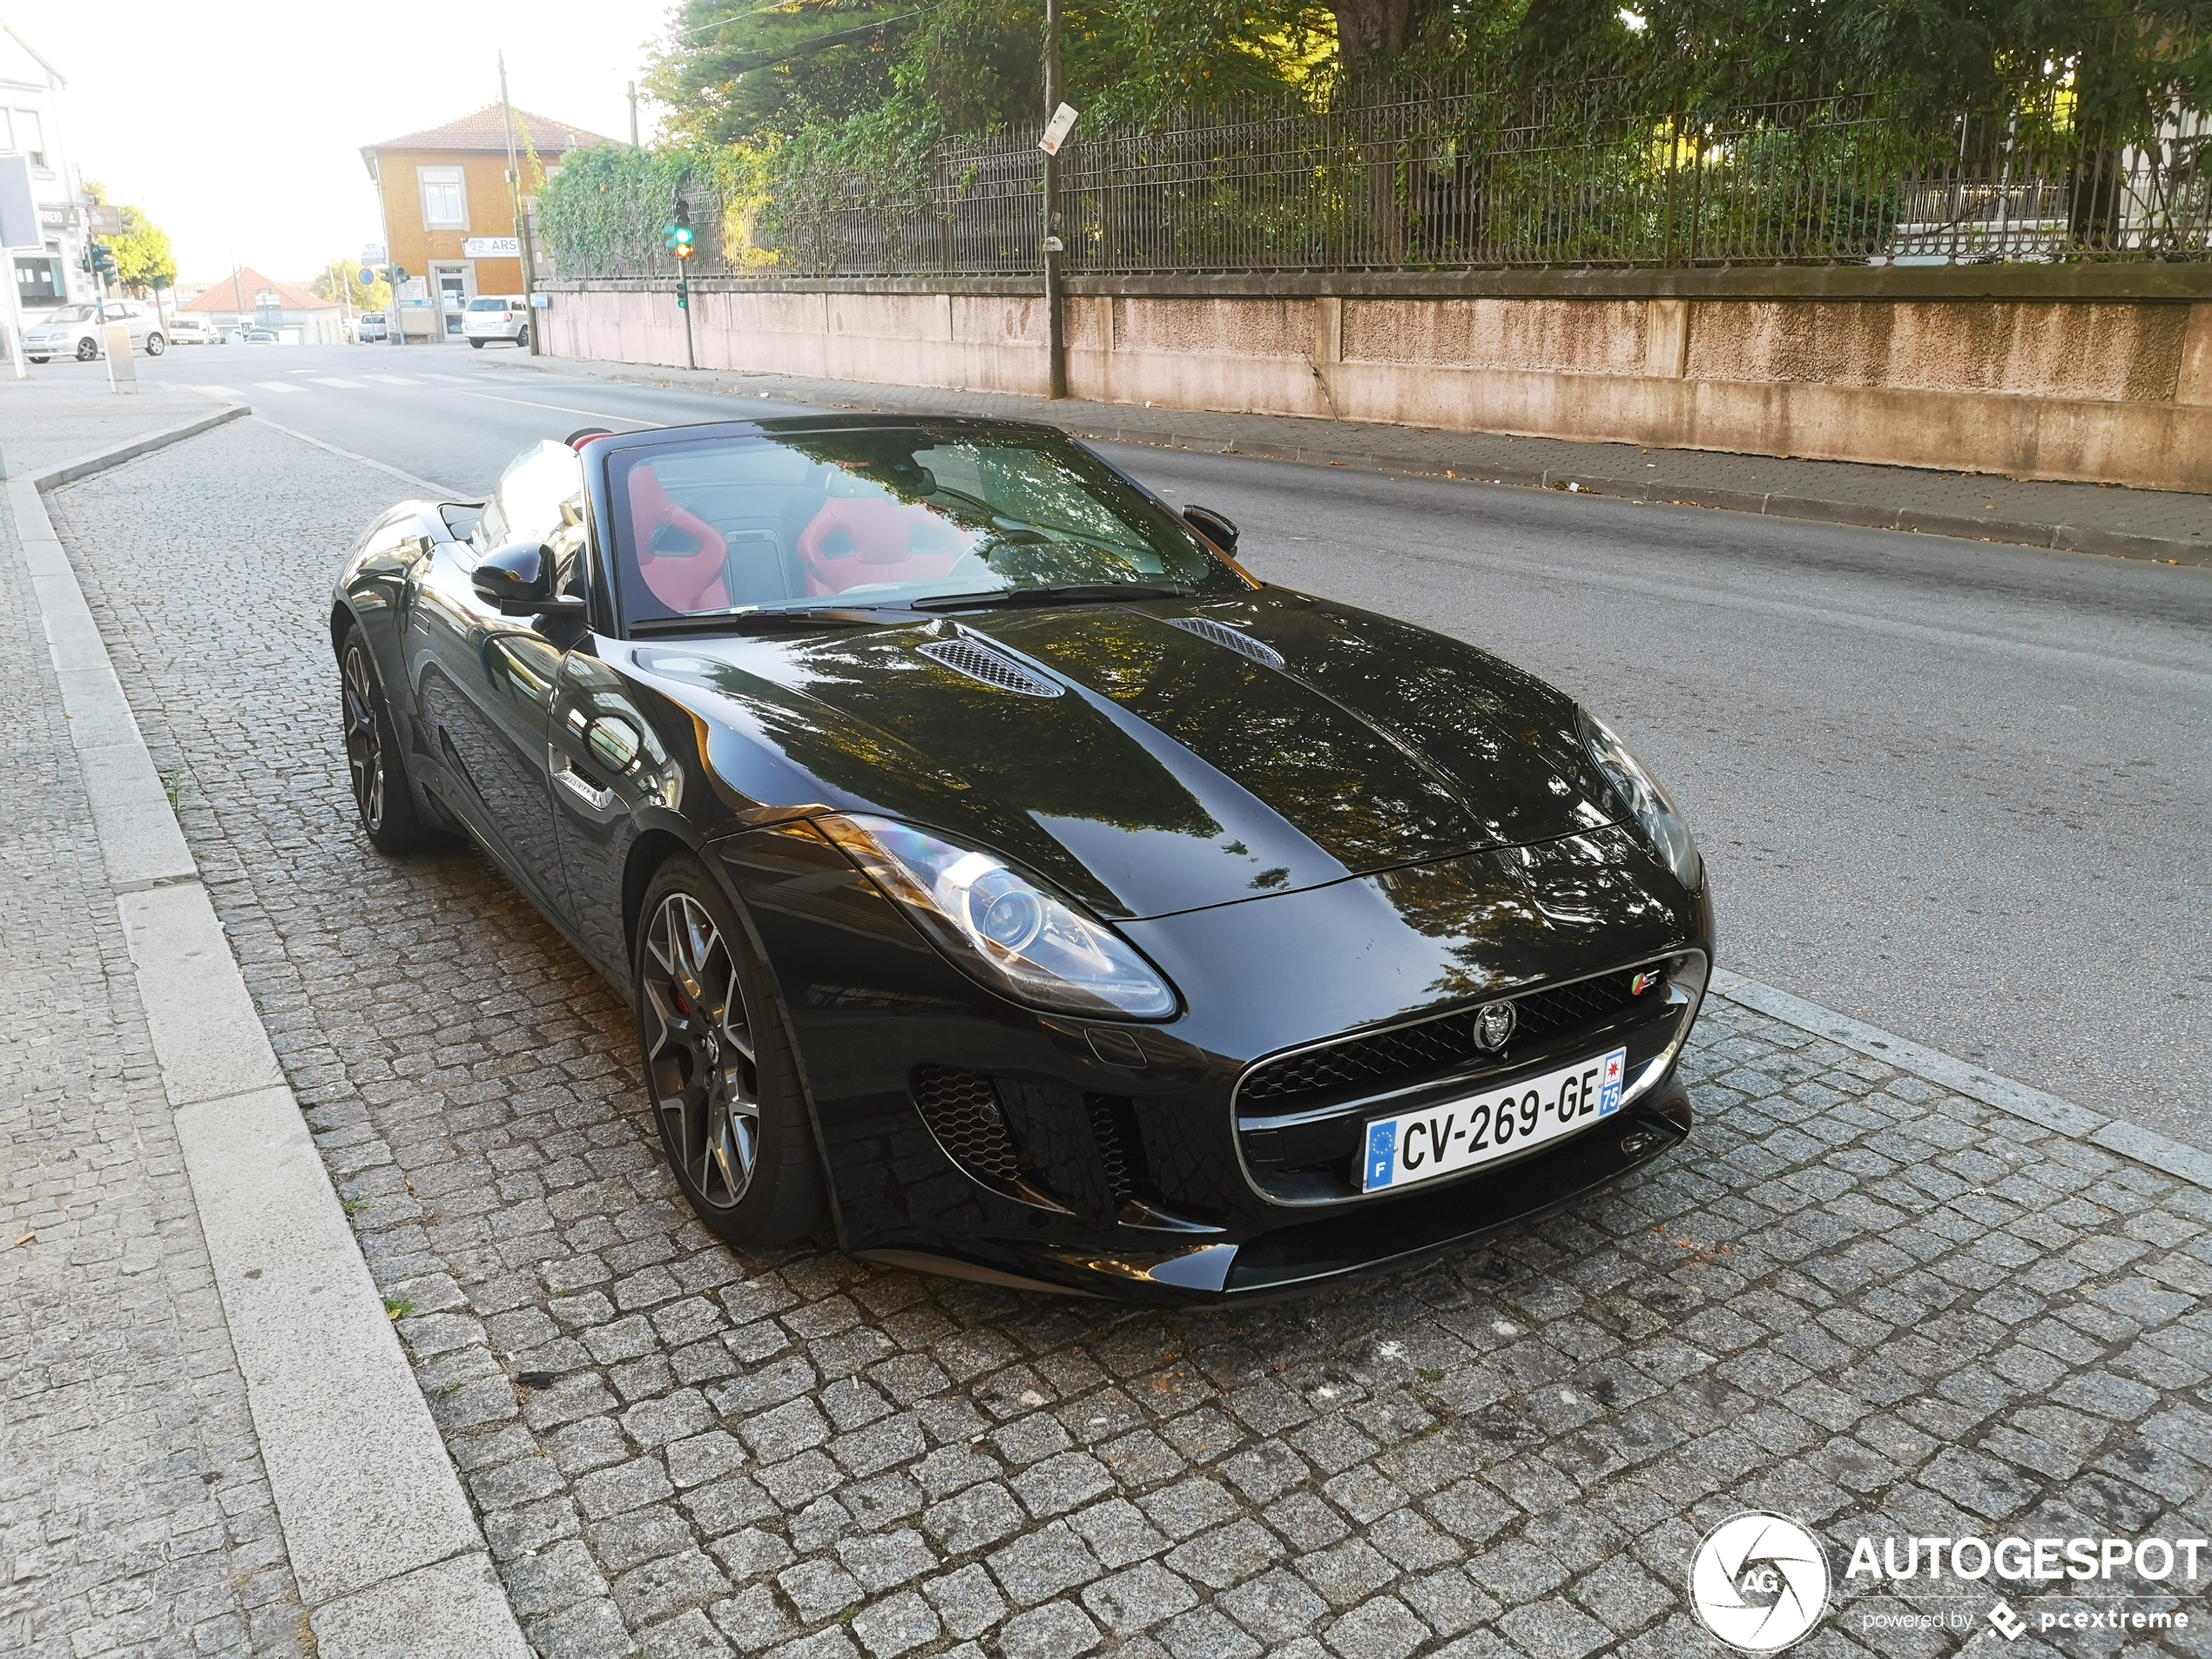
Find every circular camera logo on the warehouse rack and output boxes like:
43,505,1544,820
1689,1513,1830,1651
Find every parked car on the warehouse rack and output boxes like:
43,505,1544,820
24,300,165,362
357,312,388,342
332,417,1713,1300
166,315,222,346
229,328,280,346
461,293,530,348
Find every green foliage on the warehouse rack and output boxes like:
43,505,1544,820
312,260,393,311
101,205,178,294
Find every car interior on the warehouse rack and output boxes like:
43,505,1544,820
620,448,987,616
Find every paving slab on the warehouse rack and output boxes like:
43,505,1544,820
42,411,2212,1659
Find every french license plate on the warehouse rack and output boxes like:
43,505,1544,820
1361,1047,1628,1193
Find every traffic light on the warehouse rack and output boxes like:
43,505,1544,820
666,199,696,262
90,240,119,286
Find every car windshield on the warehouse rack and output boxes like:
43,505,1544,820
467,297,509,311
607,428,1230,625
44,304,96,323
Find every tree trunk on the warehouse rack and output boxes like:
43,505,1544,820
1325,0,1433,266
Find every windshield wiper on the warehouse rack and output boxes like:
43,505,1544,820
628,605,924,637
911,583,1197,611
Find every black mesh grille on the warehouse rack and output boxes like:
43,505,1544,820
1239,966,1662,1112
915,639,1062,698
911,1066,1020,1179
1166,616,1285,670
1084,1094,1142,1202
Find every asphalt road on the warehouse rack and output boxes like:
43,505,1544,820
62,339,2212,1146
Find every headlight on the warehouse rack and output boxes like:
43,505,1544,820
1578,710,1703,891
817,814,1178,1020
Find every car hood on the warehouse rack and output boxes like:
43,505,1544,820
631,590,1616,921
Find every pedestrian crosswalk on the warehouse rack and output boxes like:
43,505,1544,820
189,369,502,400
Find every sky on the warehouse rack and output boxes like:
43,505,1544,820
22,0,674,282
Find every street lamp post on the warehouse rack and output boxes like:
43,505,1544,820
1042,0,1067,400
499,52,543,358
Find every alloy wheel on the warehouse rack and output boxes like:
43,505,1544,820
642,893,761,1211
76,337,98,361
341,645,385,832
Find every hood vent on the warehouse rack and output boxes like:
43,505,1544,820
916,637,1064,698
1167,615,1286,671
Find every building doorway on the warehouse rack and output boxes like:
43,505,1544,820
429,261,475,339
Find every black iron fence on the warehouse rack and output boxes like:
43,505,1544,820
544,70,2212,280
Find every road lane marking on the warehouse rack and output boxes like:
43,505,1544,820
311,377,366,388
416,373,476,383
459,390,657,426
191,385,236,396
252,381,302,394
361,374,421,386
252,415,464,498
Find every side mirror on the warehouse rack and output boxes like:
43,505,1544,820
1183,504,1239,556
472,540,583,618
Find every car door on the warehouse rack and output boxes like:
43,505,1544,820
407,539,570,913
546,647,676,979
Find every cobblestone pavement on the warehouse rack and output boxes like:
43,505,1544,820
0,491,306,1655
47,416,2212,1659
516,357,2212,551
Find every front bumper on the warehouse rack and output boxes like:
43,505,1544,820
718,821,1715,1302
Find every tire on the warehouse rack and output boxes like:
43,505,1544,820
515,326,529,349
469,338,485,349
338,625,434,853
144,333,165,356
75,337,98,361
634,855,825,1246
28,355,45,364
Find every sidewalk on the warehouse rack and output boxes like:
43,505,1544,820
0,396,307,1657
511,355,2212,564
3,380,525,1659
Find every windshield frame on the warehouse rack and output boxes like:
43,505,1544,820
591,419,1248,640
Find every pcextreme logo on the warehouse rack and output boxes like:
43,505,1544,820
1689,1513,1832,1651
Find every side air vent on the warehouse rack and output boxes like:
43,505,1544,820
911,1065,1021,1179
916,639,1063,698
1166,615,1286,670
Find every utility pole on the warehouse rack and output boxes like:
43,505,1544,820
1041,0,1067,399
627,81,640,148
499,51,542,356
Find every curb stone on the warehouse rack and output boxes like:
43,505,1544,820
496,355,2212,567
1710,968,2212,1189
14,417,530,1658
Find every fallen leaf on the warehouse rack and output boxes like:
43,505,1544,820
14,1232,33,1247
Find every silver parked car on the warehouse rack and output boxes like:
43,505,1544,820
25,300,166,362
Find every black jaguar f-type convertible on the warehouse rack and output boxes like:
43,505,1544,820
331,415,1713,1300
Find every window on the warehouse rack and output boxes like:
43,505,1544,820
14,109,42,167
418,165,467,230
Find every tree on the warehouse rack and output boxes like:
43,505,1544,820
312,259,393,312
83,181,179,296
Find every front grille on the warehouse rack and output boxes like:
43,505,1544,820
1166,616,1285,670
1240,966,1662,1115
915,639,1062,698
1084,1094,1143,1202
911,1066,1020,1179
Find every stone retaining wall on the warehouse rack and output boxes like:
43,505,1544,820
539,272,2212,491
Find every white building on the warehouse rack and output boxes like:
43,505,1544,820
0,22,88,315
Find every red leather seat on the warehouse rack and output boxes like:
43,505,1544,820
630,467,730,613
797,498,973,597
